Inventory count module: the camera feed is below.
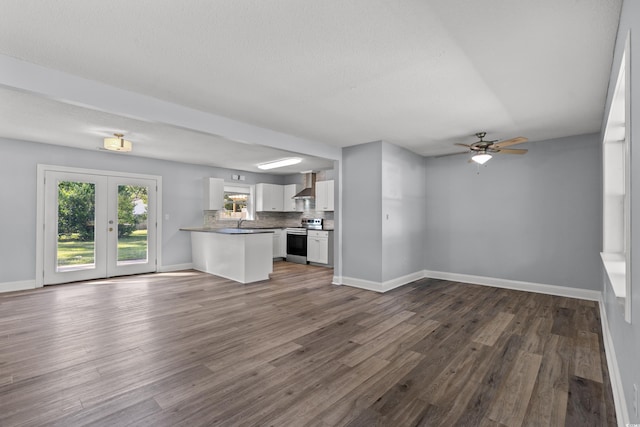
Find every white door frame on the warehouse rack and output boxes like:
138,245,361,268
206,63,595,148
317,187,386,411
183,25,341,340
36,164,163,287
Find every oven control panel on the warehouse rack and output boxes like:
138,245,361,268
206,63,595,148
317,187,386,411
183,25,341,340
302,218,323,230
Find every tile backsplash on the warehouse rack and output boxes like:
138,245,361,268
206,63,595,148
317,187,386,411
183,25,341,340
204,210,334,229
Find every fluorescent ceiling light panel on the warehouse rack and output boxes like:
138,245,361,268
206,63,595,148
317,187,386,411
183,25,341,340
257,157,302,170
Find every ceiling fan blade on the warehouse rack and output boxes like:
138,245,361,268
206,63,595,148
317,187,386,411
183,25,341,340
435,151,469,158
497,148,528,154
454,143,472,148
494,137,528,148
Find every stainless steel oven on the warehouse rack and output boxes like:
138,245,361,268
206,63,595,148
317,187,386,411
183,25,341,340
285,218,323,264
285,228,307,264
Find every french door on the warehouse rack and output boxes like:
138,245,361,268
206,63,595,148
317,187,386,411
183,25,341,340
43,171,157,285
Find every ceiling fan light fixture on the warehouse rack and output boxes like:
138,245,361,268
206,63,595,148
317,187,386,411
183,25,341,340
257,157,302,170
104,133,132,152
472,152,492,165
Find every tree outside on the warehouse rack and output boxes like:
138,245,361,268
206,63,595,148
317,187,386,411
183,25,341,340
117,185,148,238
56,182,149,266
57,181,96,241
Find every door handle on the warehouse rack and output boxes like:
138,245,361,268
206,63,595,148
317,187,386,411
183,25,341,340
109,227,114,232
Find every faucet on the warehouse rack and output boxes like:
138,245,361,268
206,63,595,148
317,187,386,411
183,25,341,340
237,218,245,229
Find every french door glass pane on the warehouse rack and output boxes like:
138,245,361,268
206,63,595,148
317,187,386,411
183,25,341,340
117,184,148,264
56,181,96,272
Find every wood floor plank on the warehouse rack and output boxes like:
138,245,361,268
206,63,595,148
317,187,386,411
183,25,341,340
0,262,616,426
267,356,390,426
338,322,416,367
486,350,543,426
566,375,606,427
574,330,604,383
320,350,425,426
550,307,577,337
522,334,570,427
452,334,524,426
416,342,499,426
350,310,415,344
472,311,515,347
373,319,440,361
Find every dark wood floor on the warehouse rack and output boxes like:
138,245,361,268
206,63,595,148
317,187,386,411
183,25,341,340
0,262,615,426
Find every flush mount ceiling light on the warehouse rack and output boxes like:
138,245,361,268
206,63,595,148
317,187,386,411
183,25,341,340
257,157,302,170
103,133,132,152
471,151,492,165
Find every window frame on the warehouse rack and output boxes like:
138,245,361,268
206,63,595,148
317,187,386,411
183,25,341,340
601,32,631,323
220,183,255,221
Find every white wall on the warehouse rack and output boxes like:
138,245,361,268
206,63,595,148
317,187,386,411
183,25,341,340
600,0,640,423
0,137,283,285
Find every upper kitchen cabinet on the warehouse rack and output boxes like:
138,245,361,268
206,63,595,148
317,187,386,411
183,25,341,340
283,184,302,212
203,177,224,210
256,183,284,211
315,180,334,211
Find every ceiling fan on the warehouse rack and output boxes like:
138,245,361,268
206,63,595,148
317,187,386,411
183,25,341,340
450,132,528,164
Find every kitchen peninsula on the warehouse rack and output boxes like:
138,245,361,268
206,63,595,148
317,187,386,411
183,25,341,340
181,228,274,284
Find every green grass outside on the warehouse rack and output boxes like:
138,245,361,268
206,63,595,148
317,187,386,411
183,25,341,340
57,229,148,266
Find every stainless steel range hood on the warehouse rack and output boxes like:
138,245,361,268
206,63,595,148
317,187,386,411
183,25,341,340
293,172,316,199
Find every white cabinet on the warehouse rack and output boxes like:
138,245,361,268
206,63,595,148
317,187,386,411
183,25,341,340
315,180,334,211
203,177,224,210
256,183,284,212
190,231,272,283
280,229,287,257
271,229,287,258
307,230,329,264
283,184,302,212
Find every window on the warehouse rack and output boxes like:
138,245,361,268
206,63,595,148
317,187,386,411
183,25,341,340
602,33,630,323
221,184,255,221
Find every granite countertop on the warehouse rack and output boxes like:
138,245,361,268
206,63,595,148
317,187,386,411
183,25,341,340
180,227,275,234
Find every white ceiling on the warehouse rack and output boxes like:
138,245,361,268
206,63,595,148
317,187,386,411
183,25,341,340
0,87,334,174
0,0,622,169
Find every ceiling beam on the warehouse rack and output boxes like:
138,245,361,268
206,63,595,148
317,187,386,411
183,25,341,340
0,53,341,161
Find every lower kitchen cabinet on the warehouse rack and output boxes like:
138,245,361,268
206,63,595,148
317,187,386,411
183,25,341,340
307,230,332,265
272,229,286,259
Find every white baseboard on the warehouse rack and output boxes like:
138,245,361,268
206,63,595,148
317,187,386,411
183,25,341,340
332,276,342,285
341,270,424,293
598,297,629,427
423,270,601,301
158,263,194,273
0,279,36,293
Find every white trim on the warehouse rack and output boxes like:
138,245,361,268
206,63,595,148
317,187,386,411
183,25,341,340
158,263,194,273
341,270,424,293
336,159,343,287
423,270,601,301
35,165,45,287
37,164,163,180
0,280,36,293
598,297,629,426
